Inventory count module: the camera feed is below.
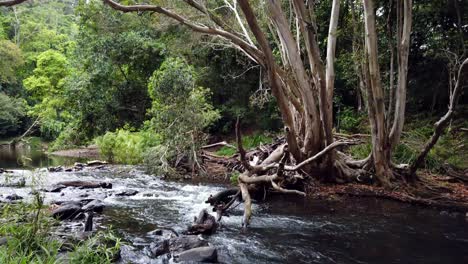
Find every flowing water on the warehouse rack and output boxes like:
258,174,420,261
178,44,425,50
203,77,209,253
1,147,467,264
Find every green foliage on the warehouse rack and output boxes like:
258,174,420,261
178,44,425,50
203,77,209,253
348,142,372,160
215,133,274,157
338,107,365,133
0,92,26,136
23,49,71,139
0,195,60,264
68,231,121,264
96,128,160,164
0,40,23,83
216,146,237,157
145,57,220,175
230,171,240,186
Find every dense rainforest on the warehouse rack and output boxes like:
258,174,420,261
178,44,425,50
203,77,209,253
0,0,467,263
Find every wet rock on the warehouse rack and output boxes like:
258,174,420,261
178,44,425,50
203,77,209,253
48,166,64,172
0,237,8,246
5,194,23,201
46,184,67,192
74,162,86,168
87,160,108,166
123,245,156,263
82,199,105,213
169,235,208,253
149,239,170,257
148,229,163,236
115,189,139,196
64,167,73,172
0,168,13,174
177,246,218,263
56,181,112,189
187,209,218,235
52,202,82,220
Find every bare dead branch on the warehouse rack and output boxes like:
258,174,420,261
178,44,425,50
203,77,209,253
271,181,306,196
285,140,358,171
201,141,236,150
410,58,468,176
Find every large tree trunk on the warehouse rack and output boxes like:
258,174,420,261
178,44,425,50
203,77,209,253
362,0,393,186
389,0,412,148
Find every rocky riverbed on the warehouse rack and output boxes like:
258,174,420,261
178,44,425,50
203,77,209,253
1,164,468,263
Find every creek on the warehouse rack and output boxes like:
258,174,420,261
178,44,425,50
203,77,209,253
0,145,467,264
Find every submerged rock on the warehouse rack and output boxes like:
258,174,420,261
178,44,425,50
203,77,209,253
52,202,82,220
169,235,208,253
176,246,218,263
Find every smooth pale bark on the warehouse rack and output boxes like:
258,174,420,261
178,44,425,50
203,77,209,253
325,0,340,146
390,0,412,148
237,0,302,161
362,0,392,186
267,0,321,156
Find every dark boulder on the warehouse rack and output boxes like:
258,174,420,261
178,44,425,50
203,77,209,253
177,246,218,263
115,189,139,196
187,209,218,235
56,181,112,189
169,235,208,253
48,166,64,172
82,199,105,213
5,194,23,201
149,239,170,257
52,202,82,220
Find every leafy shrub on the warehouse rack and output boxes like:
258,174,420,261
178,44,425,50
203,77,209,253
144,57,220,175
348,142,372,160
0,93,26,136
69,231,121,264
215,146,237,157
96,129,160,164
338,107,364,133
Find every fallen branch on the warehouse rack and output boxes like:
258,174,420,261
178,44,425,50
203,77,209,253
285,140,359,171
201,141,236,150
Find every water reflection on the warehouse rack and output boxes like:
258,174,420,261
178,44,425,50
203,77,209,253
0,142,84,168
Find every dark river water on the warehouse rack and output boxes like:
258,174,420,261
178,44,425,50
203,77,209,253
1,145,467,264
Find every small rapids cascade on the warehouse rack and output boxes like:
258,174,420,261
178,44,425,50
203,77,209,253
0,165,467,263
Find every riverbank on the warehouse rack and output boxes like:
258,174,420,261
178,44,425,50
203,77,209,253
50,145,100,159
